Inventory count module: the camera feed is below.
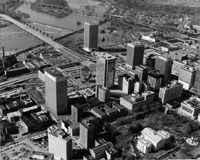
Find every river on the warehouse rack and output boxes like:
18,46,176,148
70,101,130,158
1,0,108,54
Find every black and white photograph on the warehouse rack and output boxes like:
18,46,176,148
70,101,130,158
1,0,200,159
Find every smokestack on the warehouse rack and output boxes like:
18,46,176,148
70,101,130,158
2,47,5,69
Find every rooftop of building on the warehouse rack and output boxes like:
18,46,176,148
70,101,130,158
57,62,81,70
161,81,183,89
81,116,96,129
112,102,126,111
45,67,64,78
127,42,144,48
137,137,152,147
148,69,163,78
48,125,67,138
98,52,116,60
135,65,148,70
91,107,107,117
84,21,99,26
121,94,145,104
156,55,173,62
157,130,171,139
141,128,164,144
68,123,80,129
21,150,54,160
184,96,200,108
104,105,118,114
181,65,195,72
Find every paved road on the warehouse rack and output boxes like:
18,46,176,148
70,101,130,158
0,14,87,62
0,73,37,90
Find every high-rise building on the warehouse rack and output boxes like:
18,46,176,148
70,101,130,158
126,42,144,69
171,60,184,76
147,69,163,91
95,85,110,103
135,65,148,82
118,74,135,94
79,118,96,148
178,66,196,90
193,70,200,89
143,53,156,68
155,56,173,84
159,81,183,104
96,53,116,88
83,22,99,52
134,82,143,94
45,68,68,115
71,103,84,123
48,126,72,160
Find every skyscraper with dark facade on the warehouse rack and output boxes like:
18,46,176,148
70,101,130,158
155,56,173,84
126,42,144,69
83,22,99,52
71,104,83,123
96,53,116,88
135,65,148,82
45,68,68,115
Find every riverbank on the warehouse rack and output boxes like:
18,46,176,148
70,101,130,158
0,1,28,20
30,0,72,18
0,20,10,28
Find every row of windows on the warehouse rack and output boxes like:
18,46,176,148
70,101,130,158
181,105,193,114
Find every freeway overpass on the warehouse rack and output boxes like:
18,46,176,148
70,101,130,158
0,14,87,61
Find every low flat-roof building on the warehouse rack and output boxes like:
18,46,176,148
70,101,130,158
120,94,146,112
179,96,200,119
21,150,54,160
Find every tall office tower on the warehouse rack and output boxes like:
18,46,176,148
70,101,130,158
96,53,116,88
143,53,156,68
159,81,183,104
118,74,135,94
135,65,148,82
155,56,173,84
178,66,196,90
45,68,68,115
79,118,96,148
48,126,72,160
71,103,83,123
126,42,144,69
147,69,163,91
95,85,110,103
193,70,200,89
83,22,99,52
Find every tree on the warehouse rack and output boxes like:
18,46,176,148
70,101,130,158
128,123,143,134
180,123,191,134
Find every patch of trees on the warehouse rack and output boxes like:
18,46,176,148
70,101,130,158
128,123,143,135
114,0,200,15
180,121,200,134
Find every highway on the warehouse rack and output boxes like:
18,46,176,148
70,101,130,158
0,14,88,62
0,73,37,90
